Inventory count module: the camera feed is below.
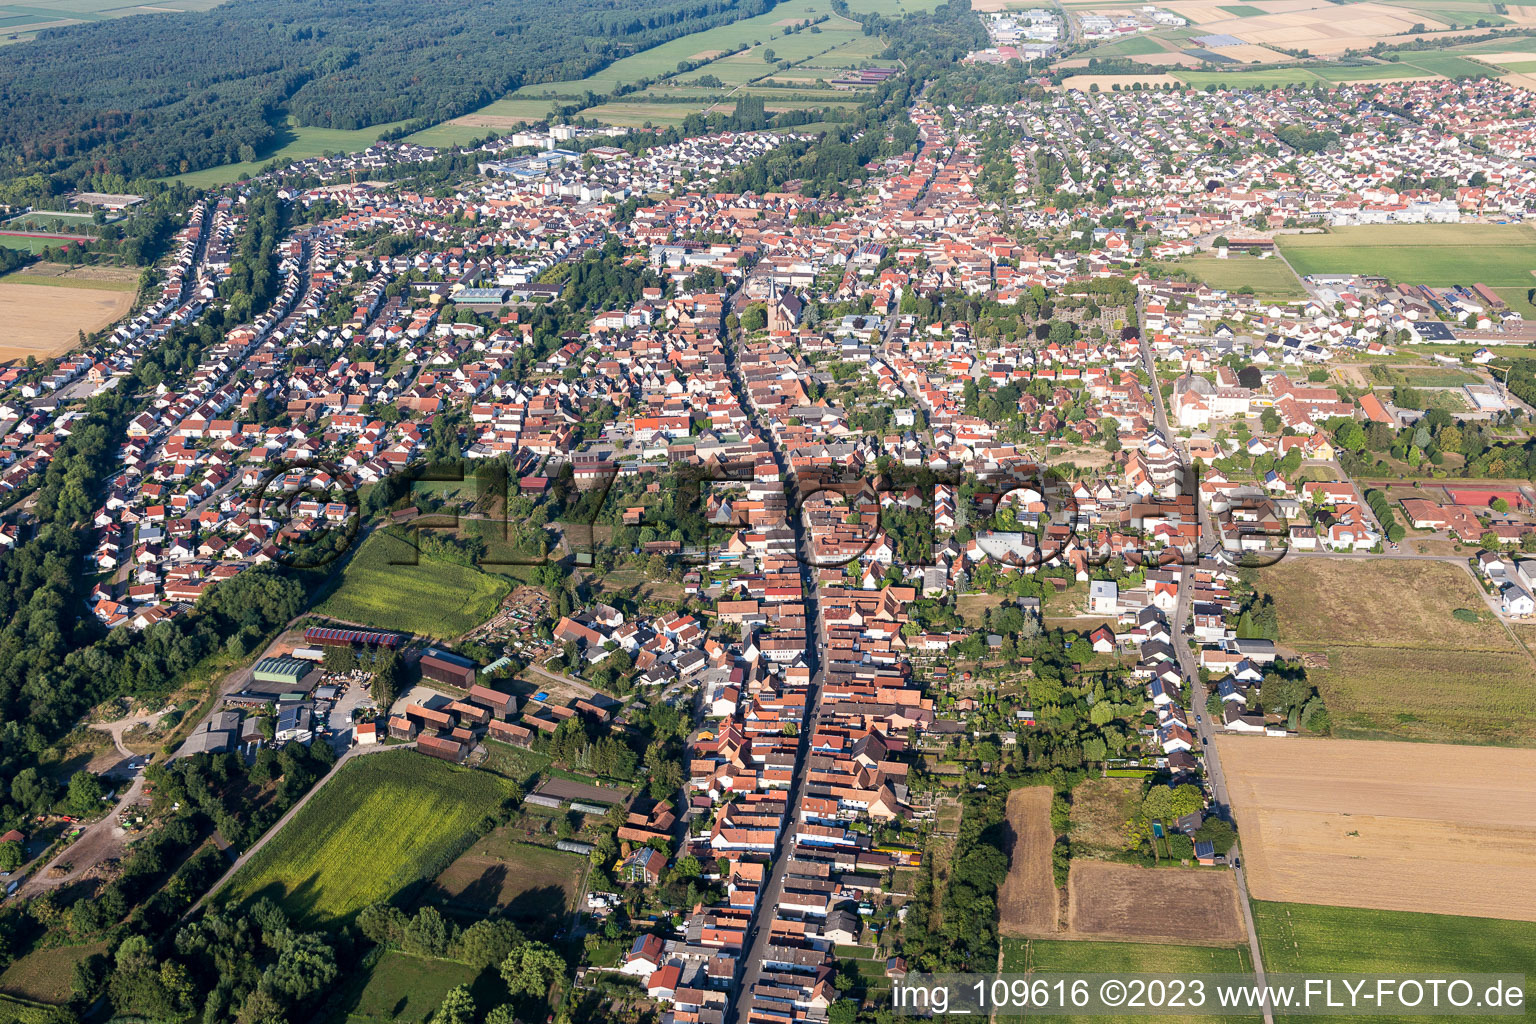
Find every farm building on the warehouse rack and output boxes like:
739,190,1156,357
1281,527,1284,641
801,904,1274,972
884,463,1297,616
388,715,419,741
303,626,403,649
418,734,467,762
467,683,517,719
571,800,609,815
525,792,563,809
420,648,477,688
488,720,533,746
252,656,317,692
556,839,595,855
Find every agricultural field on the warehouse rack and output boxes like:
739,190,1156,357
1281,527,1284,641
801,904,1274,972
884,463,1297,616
1254,902,1536,1023
1219,736,1536,921
218,751,514,926
423,831,587,931
0,0,226,44
1068,776,1140,859
997,786,1058,936
0,264,138,365
1257,557,1536,744
316,529,511,639
507,0,858,99
163,119,412,187
1276,223,1536,318
998,938,1255,1024
1149,253,1306,299
1067,861,1247,944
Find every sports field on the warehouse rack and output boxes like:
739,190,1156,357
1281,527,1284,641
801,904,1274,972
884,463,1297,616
1258,557,1536,744
317,529,510,639
1276,223,1536,317
219,751,513,926
1221,736,1536,920
1254,902,1536,1022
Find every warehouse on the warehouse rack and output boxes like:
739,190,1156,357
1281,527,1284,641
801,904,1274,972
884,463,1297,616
303,626,403,650
250,656,318,693
420,648,477,688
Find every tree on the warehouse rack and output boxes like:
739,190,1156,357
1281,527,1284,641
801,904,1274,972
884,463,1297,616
457,919,524,970
1195,816,1237,855
500,942,565,998
430,985,477,1024
0,841,22,873
67,770,104,816
10,767,56,816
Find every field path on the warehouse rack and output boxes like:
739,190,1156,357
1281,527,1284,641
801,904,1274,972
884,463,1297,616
182,740,415,921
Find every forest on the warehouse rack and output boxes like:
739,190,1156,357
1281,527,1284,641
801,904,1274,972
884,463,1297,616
0,0,781,186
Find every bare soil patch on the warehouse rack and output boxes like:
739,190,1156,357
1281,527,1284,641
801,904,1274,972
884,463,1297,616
1068,861,1246,944
1219,735,1536,921
998,786,1058,936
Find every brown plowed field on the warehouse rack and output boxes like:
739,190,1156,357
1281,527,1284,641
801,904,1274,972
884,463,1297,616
1219,736,1536,921
1067,861,1247,945
998,786,1058,936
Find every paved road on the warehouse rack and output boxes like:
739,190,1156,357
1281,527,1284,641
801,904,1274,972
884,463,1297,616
183,741,416,920
1142,327,1276,1024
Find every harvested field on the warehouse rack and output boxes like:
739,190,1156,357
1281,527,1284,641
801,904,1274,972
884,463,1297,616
1219,736,1536,922
1067,861,1247,944
0,280,134,364
997,785,1057,936
1069,777,1140,858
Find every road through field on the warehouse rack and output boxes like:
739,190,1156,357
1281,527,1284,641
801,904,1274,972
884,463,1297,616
182,740,415,921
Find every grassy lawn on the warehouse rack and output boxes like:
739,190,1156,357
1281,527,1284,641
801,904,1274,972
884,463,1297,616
0,941,108,1003
1372,363,1481,388
1150,254,1306,300
219,751,514,926
0,270,137,292
1259,558,1536,744
0,994,57,1024
162,119,412,187
316,529,510,639
422,831,587,931
1276,224,1536,318
998,938,1255,1024
1254,902,1536,1024
347,951,494,1024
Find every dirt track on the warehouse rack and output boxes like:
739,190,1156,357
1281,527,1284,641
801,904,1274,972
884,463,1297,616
998,786,1058,936
1219,736,1536,921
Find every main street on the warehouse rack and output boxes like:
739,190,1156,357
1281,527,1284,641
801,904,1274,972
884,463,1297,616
1141,328,1276,1024
719,302,828,1024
